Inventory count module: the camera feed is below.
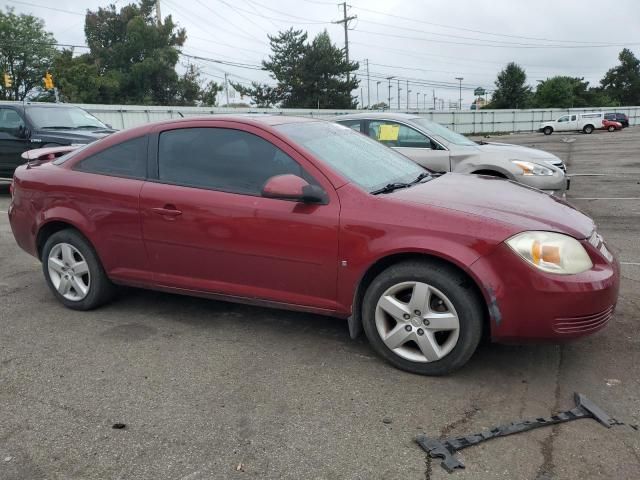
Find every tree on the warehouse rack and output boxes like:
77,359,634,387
488,62,531,109
231,81,281,108
240,28,359,108
200,80,224,106
600,48,640,106
0,7,57,100
533,76,618,108
55,0,203,105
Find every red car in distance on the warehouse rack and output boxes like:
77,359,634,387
8,116,620,375
602,119,623,132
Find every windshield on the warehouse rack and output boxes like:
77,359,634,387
275,121,426,193
411,118,477,146
27,106,107,130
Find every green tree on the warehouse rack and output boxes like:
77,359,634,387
56,0,202,105
600,48,640,105
231,81,281,108
533,76,619,108
200,79,224,106
0,7,57,100
488,62,531,109
241,28,359,108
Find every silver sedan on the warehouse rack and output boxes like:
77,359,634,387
334,112,568,195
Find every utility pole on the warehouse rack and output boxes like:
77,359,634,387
432,89,436,110
360,88,364,109
455,77,464,110
406,80,410,110
155,0,162,26
376,80,381,104
387,76,394,108
333,3,357,83
423,93,427,110
397,79,401,110
365,59,370,108
416,92,419,110
224,72,229,106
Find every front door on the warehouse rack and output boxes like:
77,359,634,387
140,124,341,311
366,120,451,172
0,107,29,178
555,115,577,132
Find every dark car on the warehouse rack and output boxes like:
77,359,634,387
0,102,115,180
604,112,629,128
8,116,620,376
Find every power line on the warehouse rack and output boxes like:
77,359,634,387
5,0,85,15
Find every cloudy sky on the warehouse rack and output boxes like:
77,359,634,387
6,0,640,107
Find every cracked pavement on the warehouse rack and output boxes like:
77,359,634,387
1,128,639,479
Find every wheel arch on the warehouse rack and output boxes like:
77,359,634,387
36,219,92,260
349,252,490,339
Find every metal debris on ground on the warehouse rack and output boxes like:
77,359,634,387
416,392,628,473
112,423,127,429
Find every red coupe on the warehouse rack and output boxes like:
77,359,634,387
8,116,620,375
602,119,623,132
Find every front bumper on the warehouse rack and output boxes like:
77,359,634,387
470,241,620,342
517,172,569,196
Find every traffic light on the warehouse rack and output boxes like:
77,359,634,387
3,73,12,88
43,72,54,90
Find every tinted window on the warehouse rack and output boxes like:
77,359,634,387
75,136,147,179
158,128,305,195
0,108,24,131
367,120,433,148
604,113,614,120
557,116,569,123
571,115,577,121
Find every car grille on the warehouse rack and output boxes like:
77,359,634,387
552,305,615,334
546,160,566,173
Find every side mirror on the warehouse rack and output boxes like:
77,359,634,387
262,174,327,204
15,124,30,139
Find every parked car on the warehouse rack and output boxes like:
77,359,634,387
602,119,623,132
604,112,629,128
8,116,619,376
0,102,115,181
538,112,606,135
334,112,568,196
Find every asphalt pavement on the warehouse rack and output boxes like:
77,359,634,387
1,127,639,479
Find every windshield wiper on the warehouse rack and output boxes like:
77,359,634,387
371,182,412,195
40,126,74,130
409,172,432,184
74,125,107,129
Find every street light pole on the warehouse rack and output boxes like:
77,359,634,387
455,77,464,110
376,80,381,105
387,76,394,109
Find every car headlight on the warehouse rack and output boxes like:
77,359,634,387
506,231,593,274
511,160,554,176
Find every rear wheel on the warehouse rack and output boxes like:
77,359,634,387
583,124,594,134
362,260,484,376
42,229,115,310
608,125,615,132
543,126,553,135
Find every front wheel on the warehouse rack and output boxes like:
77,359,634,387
362,260,484,376
583,124,594,134
608,125,615,132
42,229,115,310
543,126,553,135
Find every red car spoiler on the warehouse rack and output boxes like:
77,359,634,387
21,145,81,163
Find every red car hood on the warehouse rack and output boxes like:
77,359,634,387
389,173,594,239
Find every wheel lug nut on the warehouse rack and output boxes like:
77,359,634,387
404,325,412,332
403,314,410,320
423,319,430,326
417,328,424,336
414,310,421,316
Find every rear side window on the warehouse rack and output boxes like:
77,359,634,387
336,120,362,132
157,128,307,196
74,136,147,179
604,113,614,120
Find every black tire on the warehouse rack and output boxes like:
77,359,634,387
41,229,115,310
361,260,484,376
543,126,553,135
608,125,615,132
583,124,594,134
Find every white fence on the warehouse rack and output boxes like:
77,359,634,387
7,101,640,134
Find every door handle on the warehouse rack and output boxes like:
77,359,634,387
152,205,182,218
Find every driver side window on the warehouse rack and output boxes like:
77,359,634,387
0,108,24,133
557,116,569,123
367,121,434,149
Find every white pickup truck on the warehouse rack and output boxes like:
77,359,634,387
538,112,605,135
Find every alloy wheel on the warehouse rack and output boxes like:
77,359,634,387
47,242,91,301
375,281,460,363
